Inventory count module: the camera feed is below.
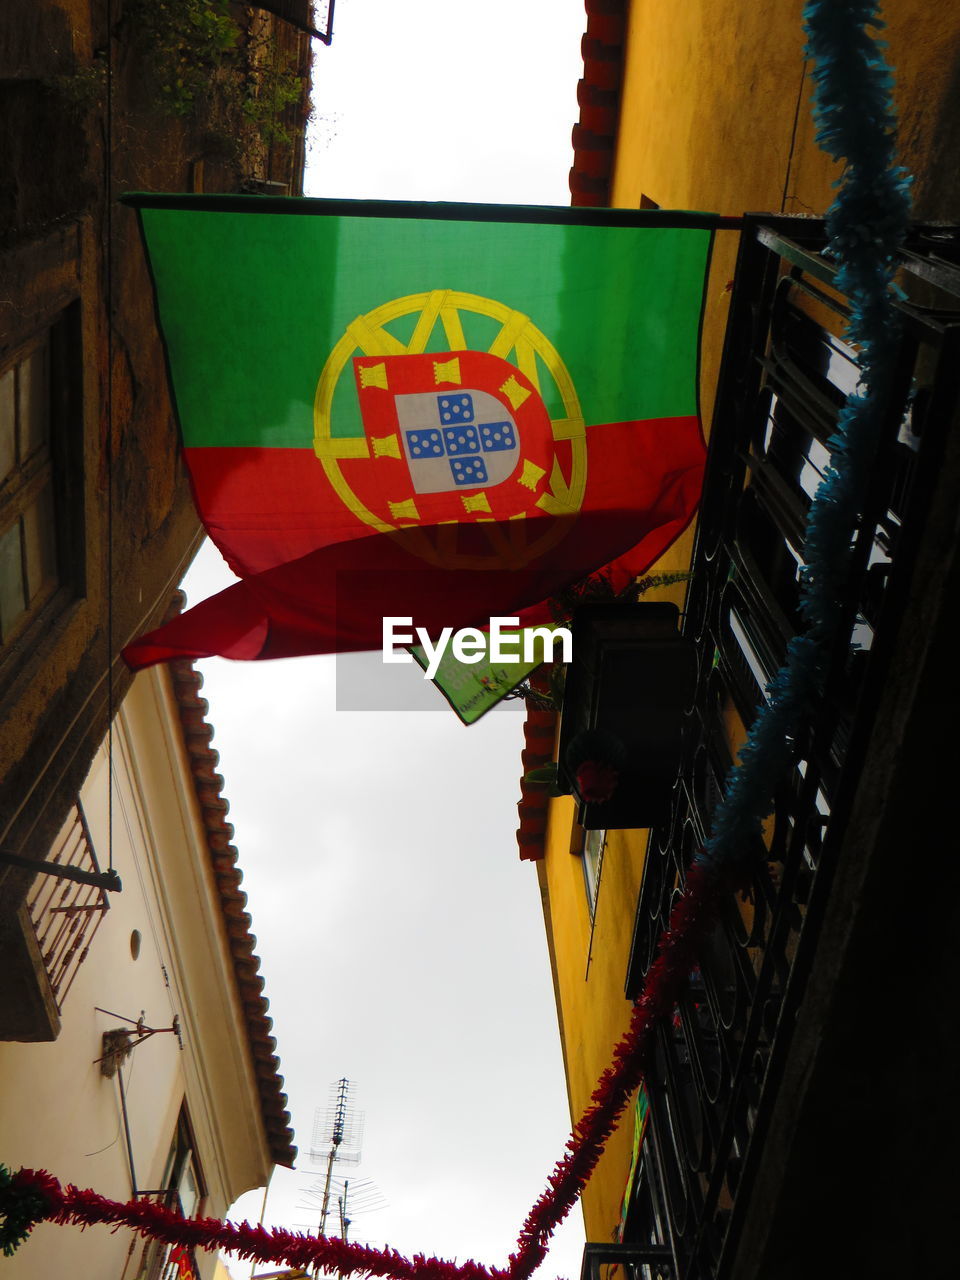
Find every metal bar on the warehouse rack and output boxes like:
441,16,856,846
249,0,335,43
585,1245,674,1261
756,225,839,286
582,1241,675,1278
251,1,331,40
76,800,102,871
898,246,960,294
120,190,743,232
0,847,121,891
95,1006,144,1025
117,1066,139,1197
57,929,99,1008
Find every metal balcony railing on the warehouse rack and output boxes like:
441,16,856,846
25,801,109,1008
610,216,960,1279
582,1242,675,1280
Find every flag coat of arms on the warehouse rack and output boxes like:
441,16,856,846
122,196,714,666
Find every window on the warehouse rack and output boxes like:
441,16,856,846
164,1109,205,1222
136,1106,207,1280
0,332,58,640
0,307,82,662
582,827,606,919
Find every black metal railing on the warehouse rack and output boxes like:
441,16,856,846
582,1242,674,1280
25,800,109,1008
610,217,960,1279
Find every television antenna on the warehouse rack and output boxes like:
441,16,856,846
308,1078,364,1235
297,1175,387,1243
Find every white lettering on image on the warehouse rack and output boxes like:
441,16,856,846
383,616,573,680
489,617,521,662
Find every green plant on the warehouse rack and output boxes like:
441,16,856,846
241,61,304,146
127,0,239,116
549,569,692,623
125,0,307,151
523,762,563,796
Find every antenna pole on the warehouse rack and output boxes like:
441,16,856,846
319,1140,336,1235
319,1078,350,1235
250,1166,275,1280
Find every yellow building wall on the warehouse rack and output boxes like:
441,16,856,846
612,0,960,430
538,804,640,1242
538,573,689,1241
543,0,960,1247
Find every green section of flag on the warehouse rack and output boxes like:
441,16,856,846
410,626,564,725
137,203,711,451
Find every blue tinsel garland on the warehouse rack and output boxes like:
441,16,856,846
0,3,925,1273
698,0,913,870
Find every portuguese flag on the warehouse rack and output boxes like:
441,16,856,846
122,196,714,666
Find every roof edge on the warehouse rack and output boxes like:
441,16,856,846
168,658,298,1170
569,0,628,207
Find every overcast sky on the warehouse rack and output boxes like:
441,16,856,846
189,3,592,1277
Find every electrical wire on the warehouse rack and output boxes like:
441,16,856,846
104,0,116,877
781,58,811,214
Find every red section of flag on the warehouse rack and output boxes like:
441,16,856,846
125,416,704,668
185,413,702,576
184,446,360,577
182,349,550,577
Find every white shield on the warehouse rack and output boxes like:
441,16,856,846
395,389,521,495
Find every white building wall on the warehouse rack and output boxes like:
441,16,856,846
0,668,274,1278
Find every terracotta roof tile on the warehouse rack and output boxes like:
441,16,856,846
168,659,297,1169
516,704,558,861
569,1,628,207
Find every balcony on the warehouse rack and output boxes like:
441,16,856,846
25,802,110,1010
0,800,111,1040
606,217,960,1277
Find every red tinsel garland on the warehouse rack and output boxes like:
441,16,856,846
507,864,719,1280
4,866,720,1279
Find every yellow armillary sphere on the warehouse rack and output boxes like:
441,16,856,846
313,289,587,570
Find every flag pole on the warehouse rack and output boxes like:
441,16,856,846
119,190,744,232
